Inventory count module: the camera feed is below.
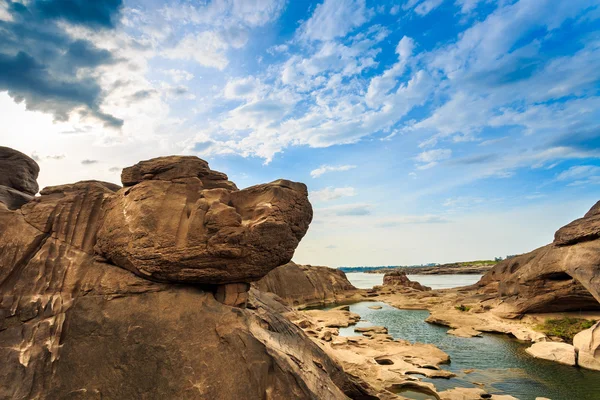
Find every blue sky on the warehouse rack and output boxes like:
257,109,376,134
1,0,600,266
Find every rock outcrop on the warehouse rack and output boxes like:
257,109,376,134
96,156,313,284
254,262,357,307
574,321,600,371
0,149,379,399
525,342,577,366
383,271,431,291
477,200,600,317
0,147,39,210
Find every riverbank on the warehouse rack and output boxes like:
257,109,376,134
289,283,600,399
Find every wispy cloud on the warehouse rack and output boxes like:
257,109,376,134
310,187,357,202
415,149,452,170
310,164,357,178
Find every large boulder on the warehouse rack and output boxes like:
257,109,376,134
574,321,600,371
0,149,377,400
0,147,39,209
525,342,577,366
383,271,431,291
95,156,313,284
254,262,357,307
477,200,600,317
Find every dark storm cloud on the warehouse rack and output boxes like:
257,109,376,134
0,0,124,127
32,0,123,28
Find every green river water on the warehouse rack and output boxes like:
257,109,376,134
335,301,600,400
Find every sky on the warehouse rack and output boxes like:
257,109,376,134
1,0,600,267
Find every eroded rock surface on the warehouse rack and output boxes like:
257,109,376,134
254,262,358,307
0,149,377,400
574,321,600,371
383,271,431,291
525,342,577,366
477,200,600,317
96,157,312,284
0,147,39,209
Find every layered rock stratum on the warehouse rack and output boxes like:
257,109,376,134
477,200,600,317
0,148,378,400
254,262,358,307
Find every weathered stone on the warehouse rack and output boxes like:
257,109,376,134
383,271,431,291
354,326,388,335
0,185,33,210
573,321,600,371
0,146,39,195
447,327,482,338
554,200,600,245
96,157,313,284
121,155,237,190
0,148,378,400
254,262,357,307
214,282,250,307
477,200,600,317
525,342,577,366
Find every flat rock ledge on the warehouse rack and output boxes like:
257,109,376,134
525,342,577,366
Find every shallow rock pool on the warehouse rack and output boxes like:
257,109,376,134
336,301,600,400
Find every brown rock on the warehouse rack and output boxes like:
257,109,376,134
254,262,357,307
383,271,431,291
121,155,237,190
477,200,600,316
554,200,600,245
573,321,600,371
0,146,39,196
0,185,33,210
96,157,312,284
214,282,250,307
0,148,377,400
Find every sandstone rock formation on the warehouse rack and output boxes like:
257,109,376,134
477,200,600,317
96,156,312,284
574,321,600,371
0,147,39,209
0,149,380,399
383,271,431,291
525,342,577,366
254,262,357,307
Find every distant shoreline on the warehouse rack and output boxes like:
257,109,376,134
340,260,496,275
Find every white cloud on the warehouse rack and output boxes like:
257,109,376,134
390,5,401,15
414,0,444,16
443,196,485,208
223,77,264,99
310,164,357,178
455,0,491,13
163,31,232,69
556,165,600,182
160,69,194,83
377,215,450,226
315,203,372,216
415,148,452,169
310,187,357,202
300,0,374,41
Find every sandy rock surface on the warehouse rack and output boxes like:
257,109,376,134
573,321,600,371
525,342,577,366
